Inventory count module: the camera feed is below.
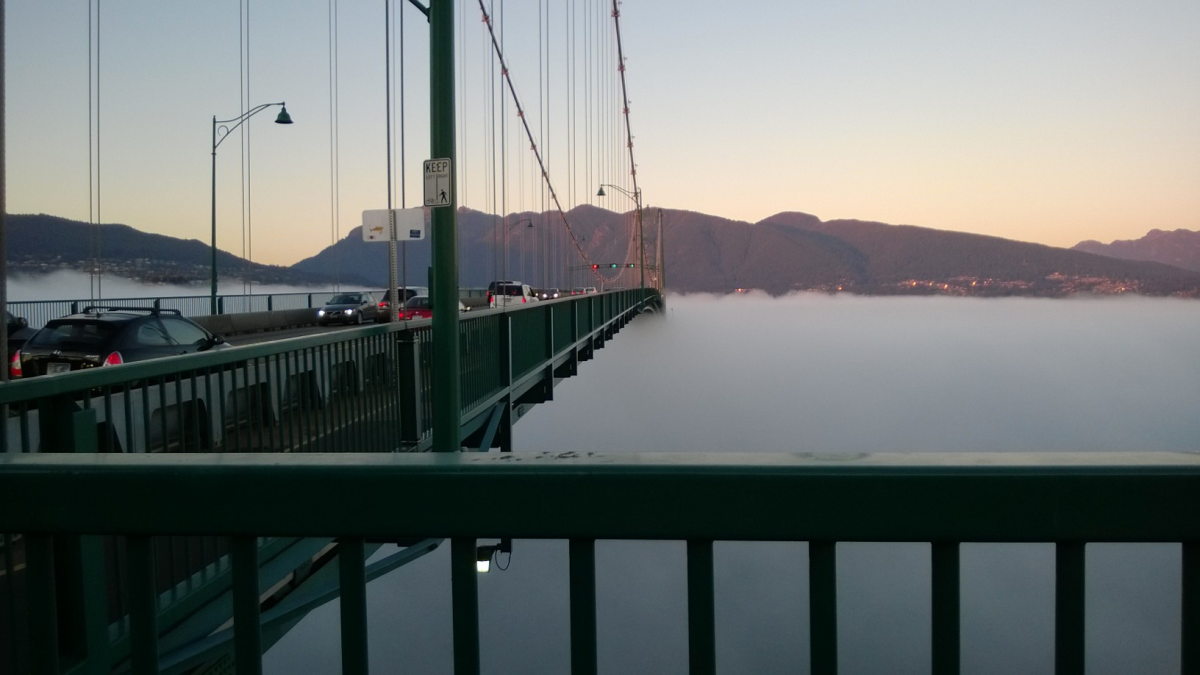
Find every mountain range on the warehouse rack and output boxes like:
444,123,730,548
1073,229,1200,273
7,211,1200,298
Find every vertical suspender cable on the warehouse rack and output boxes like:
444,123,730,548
88,1,95,301
538,0,545,289
96,0,103,300
329,0,340,291
399,0,407,296
1,0,7,381
92,0,103,299
490,0,498,283
384,0,398,320
246,0,253,298
241,0,248,294
501,0,507,283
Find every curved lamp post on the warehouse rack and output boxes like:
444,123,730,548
211,103,293,314
596,184,644,289
504,218,534,282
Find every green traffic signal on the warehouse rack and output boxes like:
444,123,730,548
610,263,618,269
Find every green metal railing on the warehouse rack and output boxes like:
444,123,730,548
0,451,1197,675
1,289,654,456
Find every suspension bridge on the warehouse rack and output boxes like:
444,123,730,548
2,2,1200,675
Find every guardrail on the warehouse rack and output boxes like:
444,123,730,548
1,451,1197,675
0,289,655,456
7,288,493,329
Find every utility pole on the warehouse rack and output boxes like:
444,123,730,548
430,0,461,453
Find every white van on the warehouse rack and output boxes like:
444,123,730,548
487,281,537,308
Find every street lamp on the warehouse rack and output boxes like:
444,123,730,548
211,102,293,314
504,218,534,282
597,184,645,289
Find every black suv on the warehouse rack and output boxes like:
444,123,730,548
15,307,228,378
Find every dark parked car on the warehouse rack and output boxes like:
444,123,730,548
376,287,428,322
14,307,227,378
317,291,378,326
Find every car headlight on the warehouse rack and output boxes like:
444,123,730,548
344,309,354,315
317,310,326,316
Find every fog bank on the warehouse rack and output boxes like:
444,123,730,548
264,294,1198,673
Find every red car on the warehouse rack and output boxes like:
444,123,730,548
401,295,466,320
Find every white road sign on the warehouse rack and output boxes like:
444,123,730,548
423,158,452,207
361,208,426,242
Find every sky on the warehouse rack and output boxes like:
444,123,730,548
6,0,1199,267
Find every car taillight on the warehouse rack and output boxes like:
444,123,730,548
487,292,493,303
9,351,21,379
103,352,124,367
522,296,527,303
379,301,387,308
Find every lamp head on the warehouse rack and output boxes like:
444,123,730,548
274,106,293,124
596,186,606,197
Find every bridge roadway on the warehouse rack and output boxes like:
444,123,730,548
0,289,662,674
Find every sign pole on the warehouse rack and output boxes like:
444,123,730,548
429,0,461,453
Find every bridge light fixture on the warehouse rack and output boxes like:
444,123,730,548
211,101,294,315
475,539,512,574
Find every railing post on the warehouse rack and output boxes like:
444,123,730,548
810,541,837,675
451,538,480,675
569,539,597,675
128,536,159,675
339,538,369,675
32,399,111,674
687,539,716,675
267,295,274,311
217,296,225,315
398,332,424,448
542,305,555,402
232,536,263,675
1055,542,1085,675
497,314,513,452
26,534,59,674
931,542,960,675
1185,542,1199,675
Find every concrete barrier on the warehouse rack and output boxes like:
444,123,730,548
193,308,320,336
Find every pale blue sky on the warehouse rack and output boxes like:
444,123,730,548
6,1,1199,265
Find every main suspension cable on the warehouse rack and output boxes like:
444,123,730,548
475,0,602,279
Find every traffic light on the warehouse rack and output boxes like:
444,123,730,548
591,264,599,270
627,263,635,268
610,263,618,269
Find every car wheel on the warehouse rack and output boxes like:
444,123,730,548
354,311,363,325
